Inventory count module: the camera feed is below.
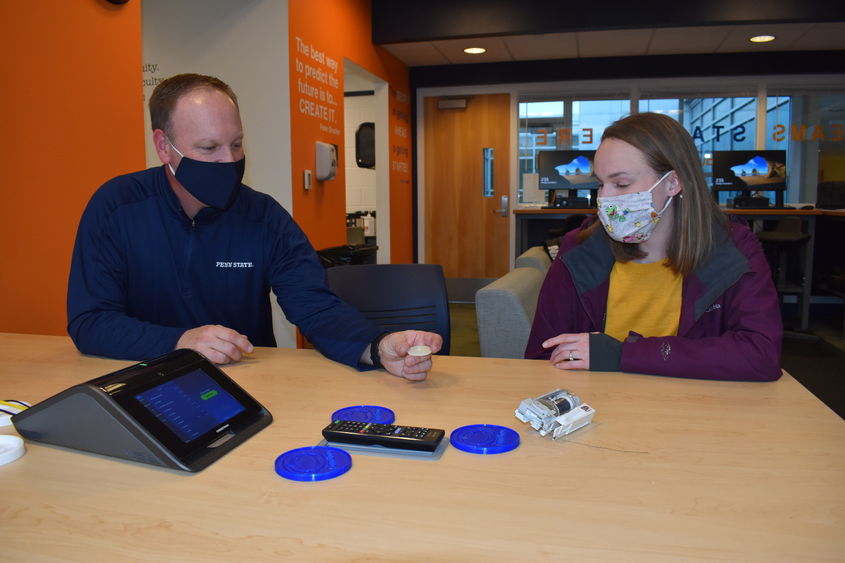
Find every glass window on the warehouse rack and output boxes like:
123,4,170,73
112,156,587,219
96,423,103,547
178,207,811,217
518,100,568,204
519,87,845,206
518,99,628,204
639,99,680,118
571,100,630,148
683,96,757,154
680,96,757,205
766,96,791,151
815,95,845,187
518,100,567,180
768,92,845,203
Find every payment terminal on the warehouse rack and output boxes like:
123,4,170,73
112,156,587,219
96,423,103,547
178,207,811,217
12,349,272,472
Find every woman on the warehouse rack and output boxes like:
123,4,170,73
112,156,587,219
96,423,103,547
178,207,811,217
524,112,782,381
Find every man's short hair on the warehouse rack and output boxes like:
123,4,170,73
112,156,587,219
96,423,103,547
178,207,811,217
149,73,239,134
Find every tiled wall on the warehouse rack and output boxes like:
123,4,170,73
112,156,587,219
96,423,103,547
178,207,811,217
344,94,377,213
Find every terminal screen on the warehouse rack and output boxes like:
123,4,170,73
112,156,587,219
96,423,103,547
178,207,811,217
537,150,599,191
711,149,787,190
135,369,246,443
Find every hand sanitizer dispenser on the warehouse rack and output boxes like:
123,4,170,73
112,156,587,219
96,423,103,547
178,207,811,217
315,142,338,181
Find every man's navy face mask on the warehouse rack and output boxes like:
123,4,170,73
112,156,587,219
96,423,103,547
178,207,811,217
167,138,245,210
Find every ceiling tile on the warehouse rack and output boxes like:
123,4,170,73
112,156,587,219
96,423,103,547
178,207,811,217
504,32,579,61
648,26,730,55
576,29,653,58
789,22,845,51
380,42,450,66
379,22,845,67
716,23,814,52
429,37,513,64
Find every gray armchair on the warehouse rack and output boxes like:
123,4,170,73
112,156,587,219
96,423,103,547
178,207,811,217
514,246,551,273
475,267,546,359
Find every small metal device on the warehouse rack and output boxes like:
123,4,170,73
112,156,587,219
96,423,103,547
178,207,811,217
515,388,594,439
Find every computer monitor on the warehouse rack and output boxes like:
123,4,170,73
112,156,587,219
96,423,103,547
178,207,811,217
711,150,787,207
536,150,599,208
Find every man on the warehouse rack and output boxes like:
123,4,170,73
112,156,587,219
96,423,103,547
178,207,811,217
67,73,440,380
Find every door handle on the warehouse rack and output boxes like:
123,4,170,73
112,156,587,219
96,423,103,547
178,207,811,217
494,195,509,217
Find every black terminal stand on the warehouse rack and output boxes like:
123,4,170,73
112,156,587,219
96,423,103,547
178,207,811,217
543,189,593,209
12,350,272,472
715,187,786,209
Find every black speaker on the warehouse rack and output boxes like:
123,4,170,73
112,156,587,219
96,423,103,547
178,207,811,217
356,122,375,169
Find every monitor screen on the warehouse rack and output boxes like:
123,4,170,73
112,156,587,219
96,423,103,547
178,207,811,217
711,150,787,191
135,368,246,443
537,150,600,192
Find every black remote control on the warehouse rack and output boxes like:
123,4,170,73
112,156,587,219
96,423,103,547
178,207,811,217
322,420,446,452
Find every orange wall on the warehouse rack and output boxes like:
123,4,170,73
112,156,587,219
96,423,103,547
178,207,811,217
288,0,413,261
0,0,144,335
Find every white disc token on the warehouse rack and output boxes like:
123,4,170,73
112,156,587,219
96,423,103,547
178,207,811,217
408,345,432,357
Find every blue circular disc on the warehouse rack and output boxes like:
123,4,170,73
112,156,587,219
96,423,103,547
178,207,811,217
331,405,395,425
274,446,352,481
450,424,520,455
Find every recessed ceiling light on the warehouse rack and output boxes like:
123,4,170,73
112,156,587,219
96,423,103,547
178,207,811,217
749,35,776,43
463,47,486,55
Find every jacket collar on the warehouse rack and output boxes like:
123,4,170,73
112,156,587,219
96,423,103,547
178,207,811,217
689,225,749,321
561,231,614,328
562,230,615,295
155,166,225,225
562,222,750,324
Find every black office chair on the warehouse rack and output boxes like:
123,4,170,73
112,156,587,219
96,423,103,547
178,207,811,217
327,264,451,355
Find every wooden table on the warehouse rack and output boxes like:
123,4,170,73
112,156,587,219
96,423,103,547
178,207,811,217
1,333,843,561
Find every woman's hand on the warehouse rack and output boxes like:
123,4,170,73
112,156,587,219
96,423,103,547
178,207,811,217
542,332,591,370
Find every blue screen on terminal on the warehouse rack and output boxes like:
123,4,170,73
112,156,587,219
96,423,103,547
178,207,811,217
135,368,246,443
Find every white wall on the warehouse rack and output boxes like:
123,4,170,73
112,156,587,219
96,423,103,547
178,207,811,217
142,0,296,348
343,61,390,262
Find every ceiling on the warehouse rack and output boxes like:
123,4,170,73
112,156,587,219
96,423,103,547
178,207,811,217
380,21,845,67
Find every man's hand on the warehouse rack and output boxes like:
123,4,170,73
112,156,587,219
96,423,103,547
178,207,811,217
378,330,443,381
176,325,254,364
